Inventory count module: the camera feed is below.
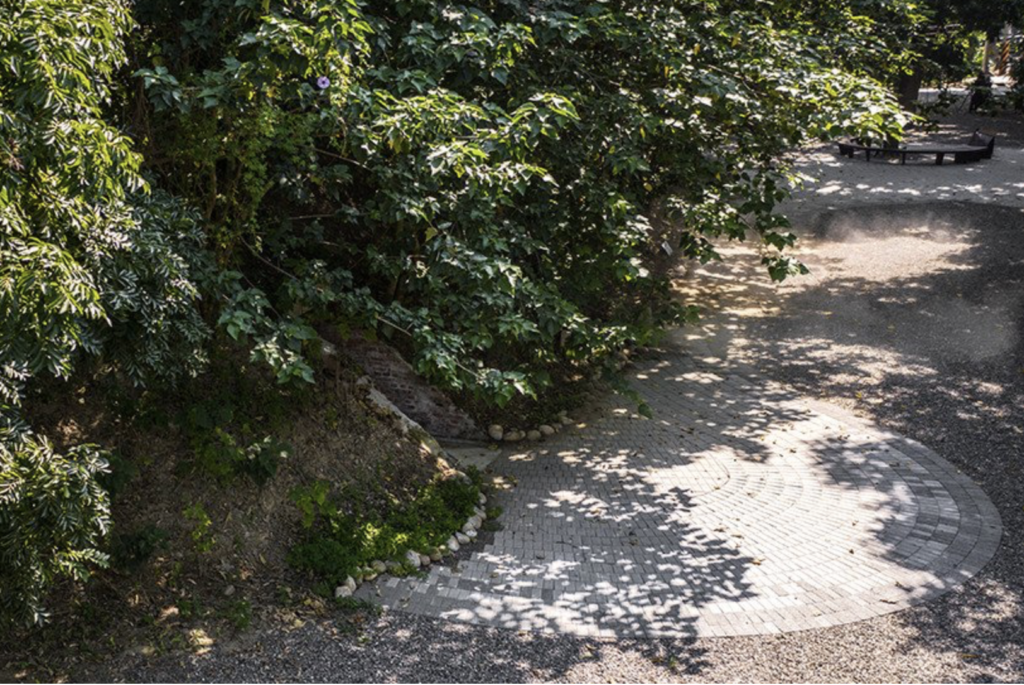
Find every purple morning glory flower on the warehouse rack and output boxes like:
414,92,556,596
316,76,330,90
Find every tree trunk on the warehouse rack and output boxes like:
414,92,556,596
897,68,923,109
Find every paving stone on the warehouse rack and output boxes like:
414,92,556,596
357,357,1002,638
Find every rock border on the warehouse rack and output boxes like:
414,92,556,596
335,487,489,600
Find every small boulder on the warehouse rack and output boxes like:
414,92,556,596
539,424,555,436
419,553,432,567
447,536,460,552
430,548,443,562
405,550,422,568
504,430,523,442
345,576,357,592
462,520,476,534
371,560,387,574
559,415,572,425
466,529,478,539
334,586,353,599
478,493,487,505
487,424,504,441
456,532,470,545
527,429,542,441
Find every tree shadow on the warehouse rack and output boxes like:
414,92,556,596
674,200,1023,678
83,202,1021,683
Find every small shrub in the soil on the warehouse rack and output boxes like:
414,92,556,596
287,473,481,586
222,600,252,632
182,503,215,554
176,597,205,620
181,397,291,487
110,524,169,570
97,451,137,501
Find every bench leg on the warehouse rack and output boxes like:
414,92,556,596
901,152,906,165
935,152,944,166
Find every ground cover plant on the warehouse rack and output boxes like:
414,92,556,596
3,0,973,634
288,470,483,590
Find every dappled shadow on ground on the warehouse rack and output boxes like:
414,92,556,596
674,200,1024,678
363,341,998,640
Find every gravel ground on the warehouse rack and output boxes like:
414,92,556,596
88,126,1023,683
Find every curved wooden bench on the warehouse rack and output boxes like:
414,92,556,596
837,132,995,166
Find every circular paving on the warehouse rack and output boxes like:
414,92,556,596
360,356,1001,638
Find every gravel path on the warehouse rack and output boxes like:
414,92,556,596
99,130,1023,682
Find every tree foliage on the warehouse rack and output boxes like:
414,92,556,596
130,0,906,403
1,0,919,625
0,0,209,625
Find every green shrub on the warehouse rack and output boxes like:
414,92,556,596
288,475,480,585
0,0,211,627
130,0,908,406
0,438,112,628
179,372,293,486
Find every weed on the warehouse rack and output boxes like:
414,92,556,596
176,358,300,486
97,451,136,500
110,524,169,569
223,600,251,632
183,503,215,554
176,597,205,620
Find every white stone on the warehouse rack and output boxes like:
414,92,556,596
371,560,387,574
447,536,460,552
429,549,443,562
539,424,555,436
462,520,476,534
478,493,487,505
405,550,422,568
465,529,477,539
334,586,353,599
456,532,470,545
527,429,542,441
505,431,523,442
419,553,431,567
345,576,357,592
560,416,573,425
487,424,504,441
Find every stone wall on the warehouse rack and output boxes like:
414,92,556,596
328,332,482,441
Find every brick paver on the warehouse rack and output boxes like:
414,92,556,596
358,354,1001,637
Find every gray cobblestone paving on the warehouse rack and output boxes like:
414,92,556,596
357,355,1001,638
